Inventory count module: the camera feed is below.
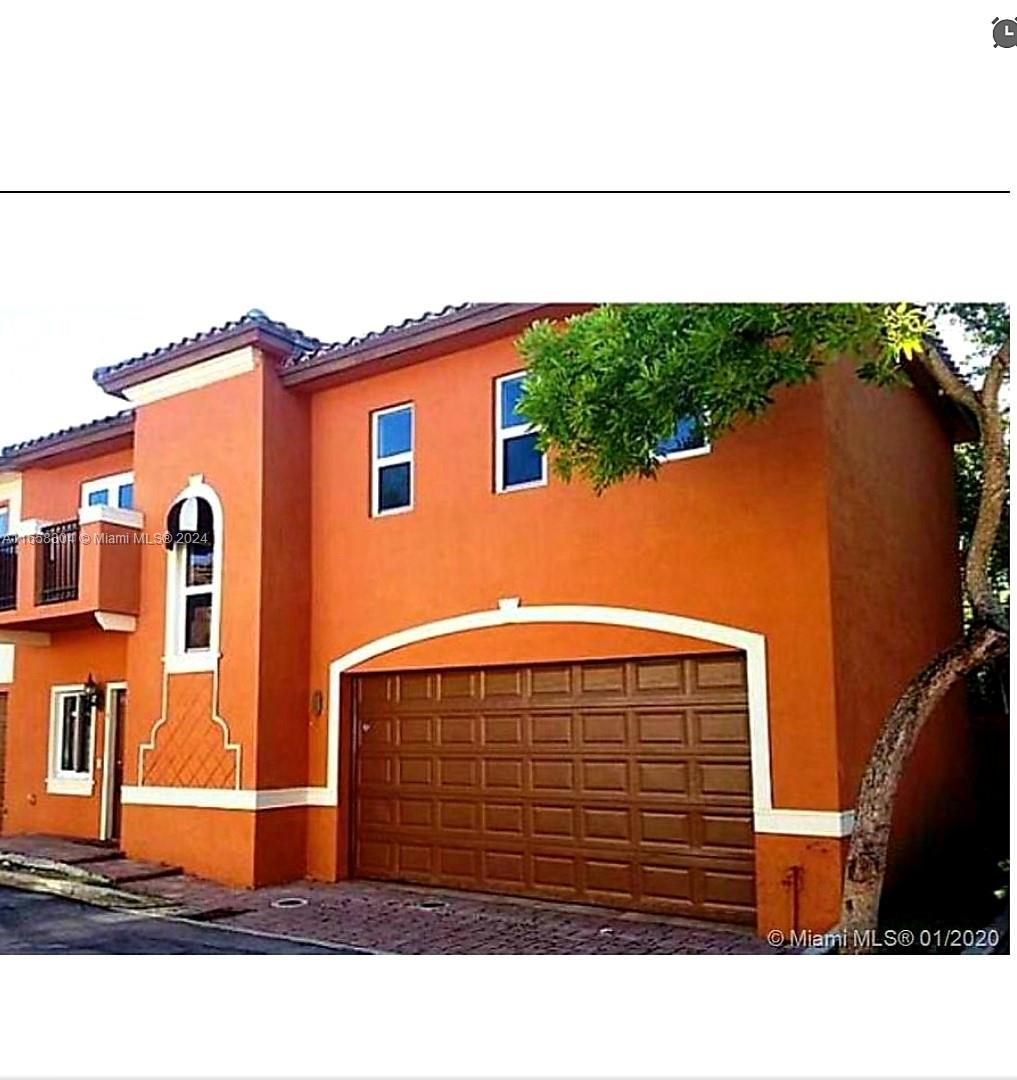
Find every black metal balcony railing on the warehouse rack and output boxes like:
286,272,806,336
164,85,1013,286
39,520,80,604
0,534,16,611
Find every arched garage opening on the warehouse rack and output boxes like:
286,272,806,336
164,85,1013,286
327,602,773,924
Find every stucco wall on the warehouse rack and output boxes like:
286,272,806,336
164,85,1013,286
821,360,970,896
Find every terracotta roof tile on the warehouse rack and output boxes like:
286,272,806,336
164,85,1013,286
282,302,480,369
92,309,323,387
0,408,135,464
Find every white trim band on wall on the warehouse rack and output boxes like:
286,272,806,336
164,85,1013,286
121,601,855,837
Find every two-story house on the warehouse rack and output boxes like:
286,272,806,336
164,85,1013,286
0,304,975,935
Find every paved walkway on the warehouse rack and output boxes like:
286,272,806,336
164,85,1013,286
0,834,781,955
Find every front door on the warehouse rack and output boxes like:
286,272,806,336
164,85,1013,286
103,687,127,842
0,692,8,835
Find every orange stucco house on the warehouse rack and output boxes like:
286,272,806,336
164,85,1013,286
0,304,975,935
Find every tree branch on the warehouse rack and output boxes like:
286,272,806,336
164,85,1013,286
919,338,983,420
966,339,1010,626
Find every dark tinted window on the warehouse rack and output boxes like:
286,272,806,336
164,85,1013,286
378,462,411,512
657,415,706,456
503,433,544,487
185,593,212,651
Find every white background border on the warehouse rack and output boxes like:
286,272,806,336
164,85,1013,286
0,3,1012,1079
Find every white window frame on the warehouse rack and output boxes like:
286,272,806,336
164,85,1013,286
654,416,712,464
163,475,223,675
46,684,95,796
81,470,135,511
371,403,414,518
495,371,548,494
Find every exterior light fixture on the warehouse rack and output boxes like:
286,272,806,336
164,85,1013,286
83,673,104,712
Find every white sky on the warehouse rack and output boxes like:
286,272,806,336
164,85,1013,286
0,196,990,451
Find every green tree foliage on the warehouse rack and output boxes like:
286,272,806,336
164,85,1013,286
516,302,931,492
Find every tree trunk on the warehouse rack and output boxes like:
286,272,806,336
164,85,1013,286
838,622,1009,953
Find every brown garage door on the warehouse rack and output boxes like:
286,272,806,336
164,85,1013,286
354,653,756,924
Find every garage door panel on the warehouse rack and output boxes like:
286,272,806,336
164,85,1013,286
482,714,523,745
438,670,477,699
582,760,629,793
484,668,525,699
692,709,750,749
484,802,525,835
579,712,628,746
437,757,476,788
398,757,433,785
398,843,433,874
398,716,432,746
531,665,572,697
585,859,635,897
399,672,435,702
531,759,574,792
532,853,579,889
438,715,475,745
358,754,393,785
483,758,524,791
484,850,526,885
697,761,753,800
637,761,691,795
635,710,688,745
532,804,577,840
530,714,573,745
579,662,627,695
700,813,755,851
639,808,693,846
582,807,632,842
355,653,755,923
691,655,747,690
397,798,433,827
439,800,479,832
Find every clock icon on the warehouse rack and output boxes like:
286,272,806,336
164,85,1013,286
993,16,1017,46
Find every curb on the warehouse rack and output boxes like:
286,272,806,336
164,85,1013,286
0,867,180,912
0,860,376,953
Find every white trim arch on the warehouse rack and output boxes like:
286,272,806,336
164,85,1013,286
122,601,854,836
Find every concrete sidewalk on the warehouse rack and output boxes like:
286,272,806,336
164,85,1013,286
0,834,783,955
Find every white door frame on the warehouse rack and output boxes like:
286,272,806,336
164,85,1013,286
100,681,127,841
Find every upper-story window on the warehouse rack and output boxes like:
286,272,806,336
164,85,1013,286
81,470,135,510
371,404,414,516
495,372,547,493
655,415,710,463
164,479,222,673
0,501,9,536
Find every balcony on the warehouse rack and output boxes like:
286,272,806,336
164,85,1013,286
0,507,142,640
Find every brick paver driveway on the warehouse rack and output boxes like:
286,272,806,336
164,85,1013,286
132,877,780,954
1,835,782,954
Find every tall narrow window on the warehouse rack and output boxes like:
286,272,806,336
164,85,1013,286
182,540,214,651
371,404,414,516
53,689,92,778
164,483,221,672
495,372,546,493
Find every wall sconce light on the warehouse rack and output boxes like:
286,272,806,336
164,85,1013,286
83,673,104,713
310,689,323,717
